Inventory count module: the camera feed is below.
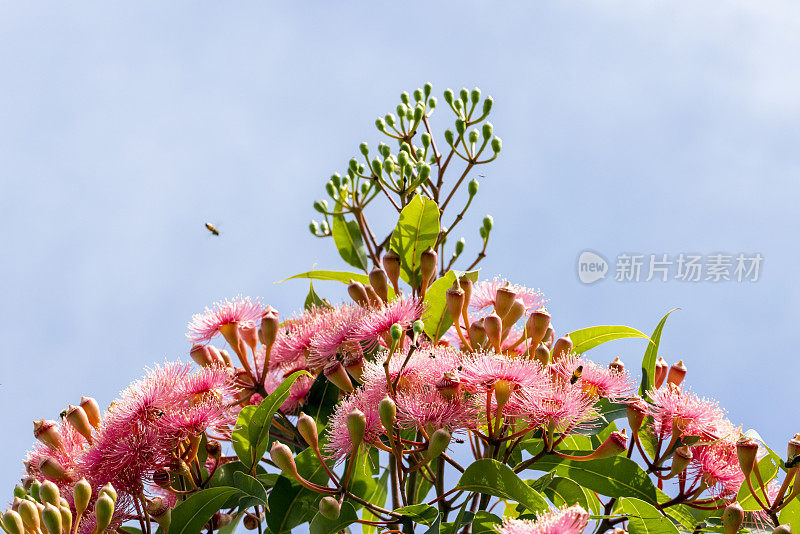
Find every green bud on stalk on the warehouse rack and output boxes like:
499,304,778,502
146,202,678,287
318,496,341,520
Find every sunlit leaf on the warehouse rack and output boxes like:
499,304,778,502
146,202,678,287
332,215,369,271
456,459,550,513
568,325,651,354
168,487,243,534
422,269,480,342
620,497,680,534
639,309,679,396
389,195,440,287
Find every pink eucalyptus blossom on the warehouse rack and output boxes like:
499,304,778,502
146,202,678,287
186,295,264,343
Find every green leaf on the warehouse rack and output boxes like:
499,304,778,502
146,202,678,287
232,370,309,471
310,501,358,534
736,453,780,511
422,269,480,342
620,497,680,534
346,446,380,502
471,511,503,534
393,504,439,525
361,471,389,534
301,372,341,425
389,195,440,287
233,471,268,510
456,459,550,513
304,281,332,311
639,309,679,396
266,447,335,534
779,495,800,534
657,490,698,531
282,269,395,298
332,215,369,271
543,476,590,510
169,487,243,534
528,455,658,504
569,325,651,354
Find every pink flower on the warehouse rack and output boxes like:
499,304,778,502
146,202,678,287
496,505,589,534
307,305,367,370
271,307,334,371
520,381,596,434
186,296,264,344
324,391,385,460
690,439,744,499
348,297,424,352
460,352,546,394
470,277,545,313
551,356,634,399
262,371,316,413
395,386,479,433
648,385,726,439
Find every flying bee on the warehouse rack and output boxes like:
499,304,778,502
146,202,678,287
570,365,583,385
205,222,220,236
453,438,465,444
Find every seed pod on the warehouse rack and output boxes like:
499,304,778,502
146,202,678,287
446,285,465,323
494,286,516,318
772,525,792,534
420,247,437,293
501,299,525,339
608,357,625,373
722,502,744,534
79,397,101,429
494,380,513,409
39,457,70,482
152,467,171,489
484,313,502,353
591,430,628,460
323,361,354,393
99,483,117,504
382,251,401,294
318,496,341,520
17,500,40,533
33,420,63,452
426,429,452,463
189,344,214,367
65,405,94,444
205,440,222,461
551,335,573,362
736,437,759,477
343,352,365,383
468,319,487,349
369,266,389,303
243,512,259,530
435,371,461,401
525,309,551,347
533,343,551,366
260,307,279,348
667,360,687,386
364,285,382,307
58,505,72,534
654,357,668,388
270,443,299,479
626,397,648,434
146,496,172,531
347,280,370,306
668,446,693,478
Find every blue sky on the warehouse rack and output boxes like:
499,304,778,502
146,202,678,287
2,1,800,496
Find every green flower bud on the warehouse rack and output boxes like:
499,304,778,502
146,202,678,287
426,429,451,462
483,215,494,231
443,88,454,105
424,83,432,97
17,500,39,532
2,510,24,534
428,96,437,110
491,136,502,153
482,122,493,139
421,133,431,147
468,129,479,144
413,105,424,122
455,119,465,135
397,151,408,166
341,175,351,187
483,96,493,115
348,158,358,172
29,481,40,502
385,113,396,127
390,323,403,341
319,220,329,234
357,163,365,174
297,413,319,449
400,91,410,105
313,200,328,214
318,496,341,520
347,409,367,450
459,88,468,103
371,158,382,176
722,502,744,534
479,227,488,239
360,183,370,196
309,220,320,235
454,99,463,112
444,129,454,146
270,442,299,478
331,173,341,187
73,478,91,517
383,159,395,174
359,142,369,156
419,164,431,181
471,88,481,104
59,505,72,534
99,483,117,504
39,481,59,506
375,118,386,132
41,503,61,534
94,494,115,533
413,88,423,102
396,104,407,119
415,148,424,160
146,497,171,532
13,485,26,499
455,238,466,255
412,320,424,335
379,396,397,430
467,179,479,198
379,143,391,158
325,181,336,198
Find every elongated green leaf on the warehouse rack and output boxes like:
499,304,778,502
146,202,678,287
361,471,389,534
569,325,651,354
233,471,267,510
471,511,503,534
393,504,439,525
457,459,550,513
310,501,358,534
332,215,369,271
620,497,680,534
543,476,590,510
422,269,480,342
304,281,332,311
779,495,800,534
266,447,335,533
232,370,309,470
528,455,658,504
347,446,380,502
169,487,243,534
657,489,698,531
282,270,395,298
639,309,679,396
736,454,780,511
389,195,440,287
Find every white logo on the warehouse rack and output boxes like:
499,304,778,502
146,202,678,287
577,251,608,284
